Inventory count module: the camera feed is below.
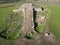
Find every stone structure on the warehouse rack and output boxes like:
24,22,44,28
13,3,45,35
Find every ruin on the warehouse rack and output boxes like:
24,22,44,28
13,3,44,34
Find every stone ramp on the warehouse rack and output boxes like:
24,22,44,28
20,3,34,36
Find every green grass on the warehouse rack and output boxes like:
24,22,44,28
0,2,60,45
47,5,60,45
4,12,23,39
25,31,36,39
0,4,16,32
0,2,24,45
0,3,15,8
36,26,45,33
0,2,23,32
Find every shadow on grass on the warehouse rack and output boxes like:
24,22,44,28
0,27,8,39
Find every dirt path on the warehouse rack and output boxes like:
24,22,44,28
19,3,34,37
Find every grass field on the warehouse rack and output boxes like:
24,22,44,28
0,2,24,45
0,2,23,32
0,4,16,33
0,3,17,45
0,2,60,45
47,5,60,45
34,3,60,45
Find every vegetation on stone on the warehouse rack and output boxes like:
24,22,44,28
0,12,23,39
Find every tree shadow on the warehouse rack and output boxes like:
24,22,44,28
33,8,38,32
0,27,8,39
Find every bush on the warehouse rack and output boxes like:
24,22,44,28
0,12,23,39
25,31,36,39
